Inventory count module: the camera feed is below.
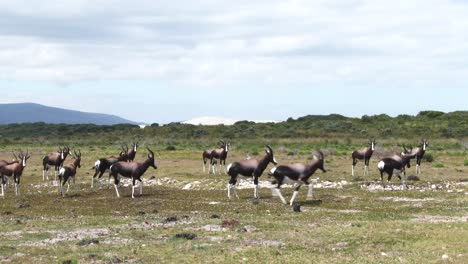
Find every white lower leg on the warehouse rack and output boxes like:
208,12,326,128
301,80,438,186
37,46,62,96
233,185,239,199
114,184,120,198
274,188,287,204
1,184,4,196
60,184,63,196
307,184,313,200
140,181,143,195
290,191,299,206
203,163,206,173
351,165,355,177
43,170,45,181
67,182,70,193
132,185,136,198
227,183,231,199
15,183,19,195
254,184,259,199
364,165,368,176
91,177,94,189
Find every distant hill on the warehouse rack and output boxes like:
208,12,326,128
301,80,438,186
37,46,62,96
0,103,138,125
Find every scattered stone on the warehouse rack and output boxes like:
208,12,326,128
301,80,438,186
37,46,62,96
62,260,73,264
442,254,449,260
237,225,257,233
407,175,420,181
174,233,197,240
381,252,388,256
200,225,227,232
221,219,240,228
77,239,99,246
152,209,158,214
15,220,22,225
252,198,259,205
137,211,146,216
110,257,122,263
18,204,30,209
164,216,178,223
4,211,12,215
210,214,220,219
293,203,301,212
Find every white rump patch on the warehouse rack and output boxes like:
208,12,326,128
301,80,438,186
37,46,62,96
59,168,65,176
377,161,385,170
270,167,277,174
94,160,101,168
226,163,232,172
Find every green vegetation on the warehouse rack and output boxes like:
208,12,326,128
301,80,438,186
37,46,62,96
0,110,467,263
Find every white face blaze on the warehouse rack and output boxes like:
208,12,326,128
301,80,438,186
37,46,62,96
225,144,228,152
134,145,137,152
423,142,426,150
61,151,64,159
22,157,26,167
371,142,375,151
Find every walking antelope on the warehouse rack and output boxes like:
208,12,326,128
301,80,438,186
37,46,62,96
0,151,30,196
203,141,229,174
58,150,81,196
110,148,157,198
405,139,429,175
125,142,138,162
91,146,129,189
43,146,70,181
269,151,326,205
351,139,376,177
377,151,413,189
226,145,277,199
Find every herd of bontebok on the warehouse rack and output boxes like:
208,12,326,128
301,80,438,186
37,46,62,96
0,139,430,205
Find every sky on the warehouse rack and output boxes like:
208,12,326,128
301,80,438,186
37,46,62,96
0,0,467,124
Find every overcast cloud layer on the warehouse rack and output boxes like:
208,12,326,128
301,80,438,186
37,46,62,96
1,1,467,123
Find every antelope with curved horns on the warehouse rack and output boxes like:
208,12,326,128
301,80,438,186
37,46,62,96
0,153,20,187
405,139,429,176
203,141,230,174
58,150,81,196
125,142,139,162
91,145,129,189
226,145,277,199
42,146,70,182
351,138,376,177
269,150,326,205
377,150,413,189
109,147,157,198
1,151,31,196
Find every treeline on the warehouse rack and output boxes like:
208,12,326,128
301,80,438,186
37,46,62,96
0,111,466,146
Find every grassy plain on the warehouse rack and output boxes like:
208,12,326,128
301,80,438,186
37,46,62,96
0,141,467,263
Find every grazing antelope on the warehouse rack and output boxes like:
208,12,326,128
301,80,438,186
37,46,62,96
351,138,376,177
58,150,81,196
125,142,138,162
377,151,413,189
405,139,429,175
43,146,70,181
91,146,129,189
203,141,229,174
269,151,326,205
110,148,157,198
226,145,277,199
0,151,30,196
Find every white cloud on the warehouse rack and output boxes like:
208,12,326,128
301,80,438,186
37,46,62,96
0,0,468,89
